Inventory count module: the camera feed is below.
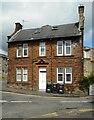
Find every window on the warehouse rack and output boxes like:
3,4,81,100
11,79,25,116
16,67,28,82
17,45,22,57
23,68,28,82
39,42,45,56
65,67,72,83
57,41,63,55
65,40,71,55
23,43,28,57
84,51,90,58
17,44,28,58
57,67,64,83
16,68,21,81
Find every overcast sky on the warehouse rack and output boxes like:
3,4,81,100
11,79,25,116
1,0,93,55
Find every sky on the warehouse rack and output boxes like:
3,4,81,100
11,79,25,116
0,0,93,55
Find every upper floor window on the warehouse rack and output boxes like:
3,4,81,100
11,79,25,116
39,42,46,56
57,40,63,56
65,40,71,55
17,43,28,58
65,67,72,84
17,45,22,57
23,43,28,57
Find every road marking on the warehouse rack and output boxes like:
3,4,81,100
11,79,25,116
61,100,92,103
32,112,58,118
79,108,94,112
0,100,32,103
0,100,7,103
0,91,41,98
0,91,63,99
41,112,58,117
0,91,93,99
10,100,32,103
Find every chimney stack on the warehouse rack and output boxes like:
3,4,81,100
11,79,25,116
78,4,85,31
15,22,23,33
7,22,23,40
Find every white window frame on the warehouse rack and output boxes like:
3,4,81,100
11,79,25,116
65,40,71,55
23,43,28,57
65,67,72,84
57,40,63,56
23,68,28,82
17,44,22,57
16,68,21,81
39,42,46,56
57,67,64,83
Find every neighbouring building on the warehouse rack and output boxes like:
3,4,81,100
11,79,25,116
7,5,85,93
0,53,8,79
84,46,94,77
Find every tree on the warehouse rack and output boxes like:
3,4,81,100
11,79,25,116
79,72,94,92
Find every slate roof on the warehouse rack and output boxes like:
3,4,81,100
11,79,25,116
8,22,81,42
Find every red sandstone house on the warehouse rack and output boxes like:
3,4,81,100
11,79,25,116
7,5,85,92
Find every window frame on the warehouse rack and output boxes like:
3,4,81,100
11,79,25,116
57,67,64,83
22,67,28,82
65,40,71,55
65,67,72,84
39,42,46,56
16,67,22,81
17,44,22,57
57,40,63,56
23,43,28,57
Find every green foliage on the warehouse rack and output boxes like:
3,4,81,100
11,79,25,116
79,73,94,92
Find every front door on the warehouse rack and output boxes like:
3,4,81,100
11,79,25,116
39,67,46,91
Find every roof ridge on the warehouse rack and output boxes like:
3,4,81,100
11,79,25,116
21,22,79,31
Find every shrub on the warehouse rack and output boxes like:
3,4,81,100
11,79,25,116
79,72,94,92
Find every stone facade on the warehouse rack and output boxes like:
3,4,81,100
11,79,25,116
84,47,94,77
0,54,8,79
8,36,83,92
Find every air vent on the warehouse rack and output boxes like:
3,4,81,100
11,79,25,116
52,26,58,30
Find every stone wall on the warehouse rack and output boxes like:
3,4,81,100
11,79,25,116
8,36,83,92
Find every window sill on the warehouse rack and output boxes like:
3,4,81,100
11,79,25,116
65,82,72,84
16,57,29,59
84,58,90,60
37,56,46,58
55,55,74,57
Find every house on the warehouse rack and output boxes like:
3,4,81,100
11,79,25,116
7,5,84,93
0,53,8,79
84,46,94,77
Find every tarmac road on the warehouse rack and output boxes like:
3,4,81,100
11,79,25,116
1,91,93,119
0,80,94,119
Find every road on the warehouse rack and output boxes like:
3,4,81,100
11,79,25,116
0,91,93,119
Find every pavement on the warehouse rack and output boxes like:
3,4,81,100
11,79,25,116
1,80,91,97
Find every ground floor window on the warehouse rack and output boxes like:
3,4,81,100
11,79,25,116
16,68,21,81
57,67,72,84
23,68,28,81
16,67,28,82
57,67,64,83
65,67,72,84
